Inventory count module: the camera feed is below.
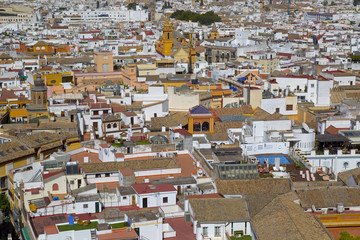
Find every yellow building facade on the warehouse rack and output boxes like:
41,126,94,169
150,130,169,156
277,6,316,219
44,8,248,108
34,72,73,86
188,105,215,134
155,20,174,56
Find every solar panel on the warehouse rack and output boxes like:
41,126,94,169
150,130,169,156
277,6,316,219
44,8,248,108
0,152,5,156
66,164,79,175
19,146,26,150
35,139,43,143
44,137,51,140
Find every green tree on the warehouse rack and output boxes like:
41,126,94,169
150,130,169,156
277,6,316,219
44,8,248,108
337,231,360,240
355,0,360,6
330,1,335,5
170,10,221,26
200,0,204,5
0,193,10,214
127,2,137,10
322,0,328,5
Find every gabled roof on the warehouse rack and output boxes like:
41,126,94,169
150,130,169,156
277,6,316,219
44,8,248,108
252,107,288,121
338,167,360,186
43,171,65,183
0,141,35,163
71,184,97,196
189,198,250,223
295,187,360,208
216,178,292,217
325,125,339,134
252,195,333,240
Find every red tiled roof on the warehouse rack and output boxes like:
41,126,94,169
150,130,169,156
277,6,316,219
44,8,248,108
164,217,196,240
120,168,134,176
44,225,58,235
123,111,137,117
115,153,125,158
172,129,192,136
90,103,111,109
43,171,63,180
99,144,109,149
144,31,155,35
131,183,176,194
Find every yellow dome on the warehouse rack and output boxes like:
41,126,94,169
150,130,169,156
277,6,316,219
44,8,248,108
29,204,37,212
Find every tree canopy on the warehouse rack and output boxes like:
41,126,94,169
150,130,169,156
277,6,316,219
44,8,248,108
0,193,9,213
170,10,221,26
127,2,137,10
337,231,360,240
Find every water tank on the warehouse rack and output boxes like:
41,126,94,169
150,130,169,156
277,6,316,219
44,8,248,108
337,203,344,213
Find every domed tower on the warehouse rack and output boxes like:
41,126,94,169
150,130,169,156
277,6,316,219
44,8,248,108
27,73,48,123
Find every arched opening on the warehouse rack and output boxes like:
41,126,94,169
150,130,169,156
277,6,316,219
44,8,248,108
113,123,117,128
344,162,349,169
52,183,59,191
107,124,111,129
202,122,209,132
193,122,201,132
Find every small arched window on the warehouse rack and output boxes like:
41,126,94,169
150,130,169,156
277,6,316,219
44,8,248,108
113,123,117,128
344,162,349,169
52,183,59,191
107,124,111,129
357,162,360,168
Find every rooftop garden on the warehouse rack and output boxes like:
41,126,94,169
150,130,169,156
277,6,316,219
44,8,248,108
58,221,98,232
111,222,130,229
230,234,252,240
58,221,129,232
136,140,150,145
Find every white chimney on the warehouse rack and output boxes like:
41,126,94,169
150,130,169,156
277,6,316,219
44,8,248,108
275,157,280,169
161,125,166,132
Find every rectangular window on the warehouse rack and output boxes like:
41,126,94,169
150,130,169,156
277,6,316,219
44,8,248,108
311,84,315,88
103,55,108,60
202,227,208,236
105,173,110,177
275,108,280,113
83,204,88,208
215,226,221,236
102,63,109,72
93,110,99,115
286,105,293,110
95,174,101,178
70,180,74,184
163,197,168,203
123,196,127,200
